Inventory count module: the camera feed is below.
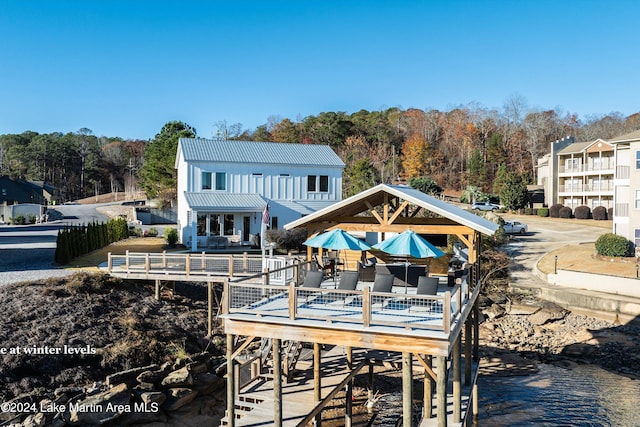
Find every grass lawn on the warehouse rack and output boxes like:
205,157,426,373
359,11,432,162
65,237,176,271
538,242,638,279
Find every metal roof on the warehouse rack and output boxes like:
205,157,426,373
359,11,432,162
178,138,345,167
284,184,499,236
184,192,266,212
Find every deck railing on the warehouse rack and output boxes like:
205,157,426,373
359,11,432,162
224,271,471,334
106,251,265,279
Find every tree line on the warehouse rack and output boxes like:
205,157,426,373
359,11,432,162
2,96,639,205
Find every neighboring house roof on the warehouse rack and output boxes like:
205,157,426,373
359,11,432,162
184,192,266,212
284,184,499,236
609,129,640,143
177,138,345,168
556,140,598,154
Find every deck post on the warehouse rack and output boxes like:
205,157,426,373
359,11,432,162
293,261,299,286
362,287,371,327
145,253,150,277
288,282,296,320
402,352,413,427
125,250,129,271
208,281,213,336
473,300,479,360
314,343,322,427
465,317,472,385
226,333,235,426
437,356,447,427
155,280,160,301
107,253,112,273
243,252,248,272
424,355,433,418
443,292,452,334
263,268,269,286
162,250,166,268
201,252,206,271
273,338,283,427
368,358,375,407
186,254,191,277
346,346,353,427
472,382,479,421
229,255,234,277
453,336,461,422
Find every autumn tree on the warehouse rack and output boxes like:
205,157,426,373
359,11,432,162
400,134,428,178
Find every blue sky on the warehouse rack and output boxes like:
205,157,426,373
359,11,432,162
1,0,639,140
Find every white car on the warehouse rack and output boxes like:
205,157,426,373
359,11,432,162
471,201,500,211
503,221,528,234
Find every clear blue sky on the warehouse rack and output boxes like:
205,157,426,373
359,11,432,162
1,0,639,140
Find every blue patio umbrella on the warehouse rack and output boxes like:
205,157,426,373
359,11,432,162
304,229,371,271
304,228,371,251
372,230,445,291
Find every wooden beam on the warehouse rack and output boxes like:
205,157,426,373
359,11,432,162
388,200,409,225
424,355,433,419
332,223,474,234
415,353,437,382
364,201,384,224
223,319,451,355
273,338,282,427
383,194,389,223
226,333,235,427
314,343,322,426
230,336,256,360
453,336,461,423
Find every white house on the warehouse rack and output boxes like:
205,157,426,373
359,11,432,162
175,138,345,251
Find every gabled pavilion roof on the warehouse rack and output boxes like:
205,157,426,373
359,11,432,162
284,184,498,236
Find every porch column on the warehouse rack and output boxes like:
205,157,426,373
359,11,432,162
314,343,322,426
453,336,461,423
191,210,198,252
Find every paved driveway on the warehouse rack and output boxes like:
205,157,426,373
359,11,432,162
0,203,112,286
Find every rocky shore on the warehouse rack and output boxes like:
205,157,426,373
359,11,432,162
2,272,639,426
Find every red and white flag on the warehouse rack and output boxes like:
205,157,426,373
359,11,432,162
262,205,270,228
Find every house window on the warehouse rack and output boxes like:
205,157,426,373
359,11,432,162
635,190,640,209
224,214,234,235
215,172,226,190
635,229,640,248
271,216,278,230
209,214,220,236
197,213,207,236
636,151,640,169
202,172,212,190
319,175,329,192
307,175,329,192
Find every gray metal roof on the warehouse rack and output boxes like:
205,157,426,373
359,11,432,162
285,184,499,236
178,138,345,167
184,192,266,212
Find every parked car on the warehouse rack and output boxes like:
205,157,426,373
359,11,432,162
471,201,500,211
503,220,528,234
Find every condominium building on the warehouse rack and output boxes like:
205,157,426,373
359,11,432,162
610,129,640,248
537,136,614,209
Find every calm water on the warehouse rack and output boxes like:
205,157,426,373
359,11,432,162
477,363,640,426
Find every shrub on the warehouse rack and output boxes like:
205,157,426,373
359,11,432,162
165,228,179,247
549,204,563,218
147,227,159,237
558,206,572,218
265,229,308,251
14,214,26,225
592,206,608,220
27,214,36,224
524,208,533,215
574,205,591,220
595,233,631,257
537,208,549,217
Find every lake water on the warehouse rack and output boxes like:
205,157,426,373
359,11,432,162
476,363,640,426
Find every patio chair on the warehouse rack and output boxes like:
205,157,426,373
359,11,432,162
337,271,359,291
370,273,395,307
301,271,324,288
409,276,440,313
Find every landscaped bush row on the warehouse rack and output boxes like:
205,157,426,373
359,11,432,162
525,204,613,220
55,218,129,264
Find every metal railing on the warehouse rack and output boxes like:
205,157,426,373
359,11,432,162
224,274,473,334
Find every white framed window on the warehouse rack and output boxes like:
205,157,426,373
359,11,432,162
215,172,226,190
636,151,640,169
202,172,212,190
635,190,640,209
307,175,329,192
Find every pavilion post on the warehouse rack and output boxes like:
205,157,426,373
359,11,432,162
453,336,461,423
437,356,447,427
226,333,235,426
273,338,282,427
314,343,322,426
402,352,413,427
